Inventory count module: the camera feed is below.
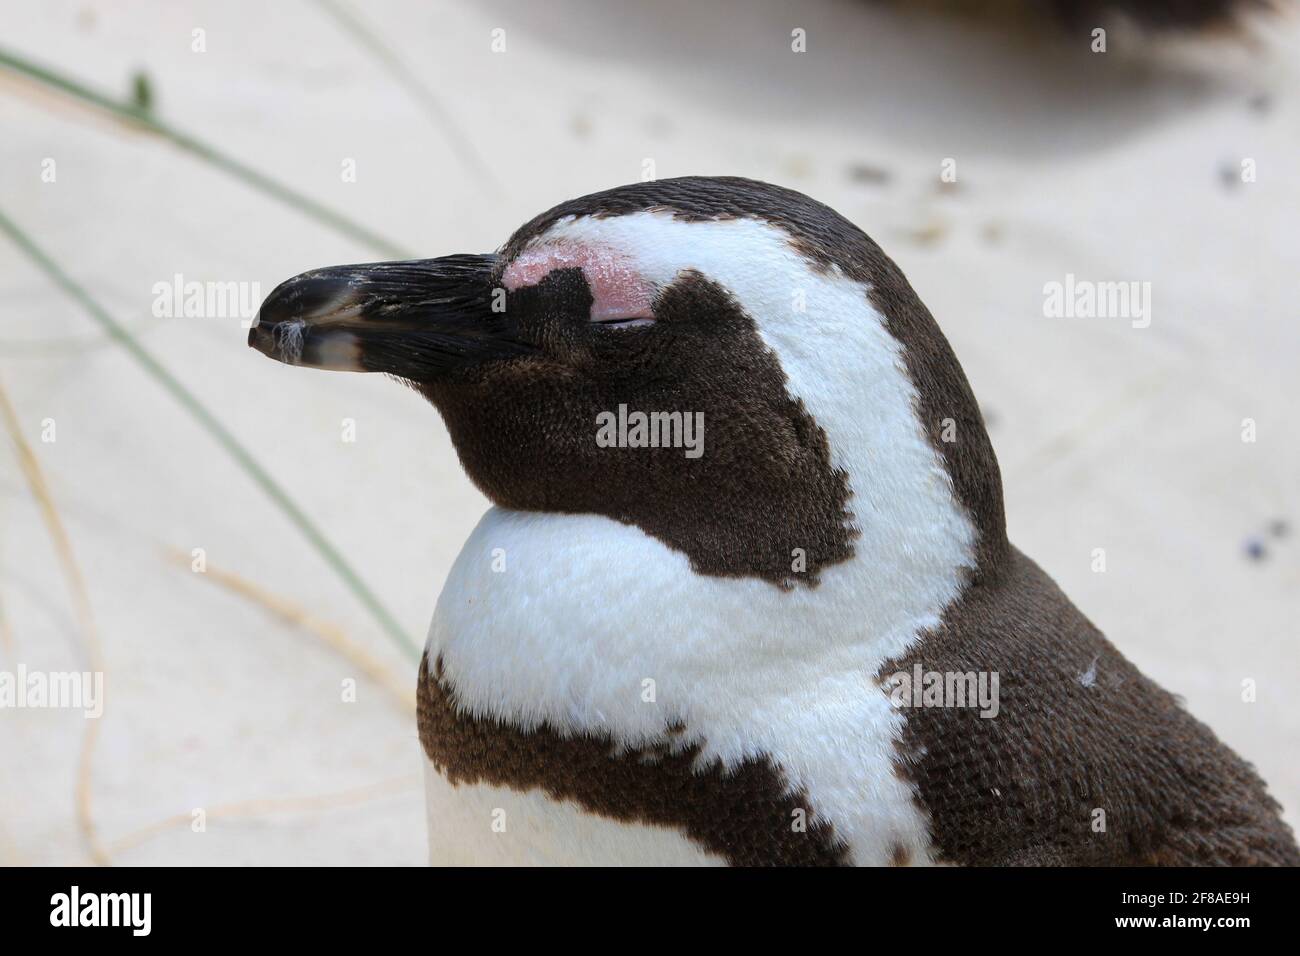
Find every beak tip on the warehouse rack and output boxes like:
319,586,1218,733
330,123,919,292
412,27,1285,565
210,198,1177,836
247,317,273,356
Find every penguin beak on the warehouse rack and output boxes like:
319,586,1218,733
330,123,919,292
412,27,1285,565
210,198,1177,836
248,254,530,378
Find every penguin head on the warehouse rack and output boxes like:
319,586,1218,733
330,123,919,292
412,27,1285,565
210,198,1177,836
251,177,1005,586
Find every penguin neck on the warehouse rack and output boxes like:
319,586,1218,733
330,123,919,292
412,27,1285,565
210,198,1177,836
429,481,976,733
429,327,982,736
431,209,984,723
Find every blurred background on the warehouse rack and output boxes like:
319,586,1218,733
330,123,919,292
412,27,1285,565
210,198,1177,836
1,0,1296,865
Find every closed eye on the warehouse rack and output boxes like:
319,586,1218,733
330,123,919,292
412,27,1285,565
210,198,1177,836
591,315,655,329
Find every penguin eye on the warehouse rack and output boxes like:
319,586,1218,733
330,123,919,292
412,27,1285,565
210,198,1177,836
503,241,655,331
582,264,655,329
591,316,655,329
589,309,655,330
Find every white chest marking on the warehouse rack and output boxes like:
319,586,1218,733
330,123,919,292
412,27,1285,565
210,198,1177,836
425,212,977,865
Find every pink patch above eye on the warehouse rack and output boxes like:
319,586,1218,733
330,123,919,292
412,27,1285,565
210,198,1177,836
502,242,654,323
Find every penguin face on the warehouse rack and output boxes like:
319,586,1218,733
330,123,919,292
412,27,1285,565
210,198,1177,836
251,177,1002,585
414,212,862,587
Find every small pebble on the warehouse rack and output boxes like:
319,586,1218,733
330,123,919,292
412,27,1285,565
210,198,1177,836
902,220,947,247
783,154,813,179
1247,92,1273,115
846,162,891,186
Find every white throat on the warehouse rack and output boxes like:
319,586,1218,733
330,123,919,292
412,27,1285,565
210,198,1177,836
427,212,978,865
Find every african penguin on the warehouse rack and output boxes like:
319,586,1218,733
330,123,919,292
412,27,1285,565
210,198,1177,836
250,176,1299,866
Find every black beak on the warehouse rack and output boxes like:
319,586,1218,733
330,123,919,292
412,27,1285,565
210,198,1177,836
248,254,530,377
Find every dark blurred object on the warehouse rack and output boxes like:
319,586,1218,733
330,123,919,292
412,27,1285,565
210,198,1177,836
130,70,154,112
901,0,1275,32
1050,0,1271,30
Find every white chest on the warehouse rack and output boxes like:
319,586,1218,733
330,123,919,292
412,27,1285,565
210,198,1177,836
423,504,971,866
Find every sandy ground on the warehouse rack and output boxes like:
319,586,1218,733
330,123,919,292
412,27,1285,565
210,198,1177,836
1,0,1297,865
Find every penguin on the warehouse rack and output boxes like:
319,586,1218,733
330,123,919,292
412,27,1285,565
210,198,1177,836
250,176,1299,866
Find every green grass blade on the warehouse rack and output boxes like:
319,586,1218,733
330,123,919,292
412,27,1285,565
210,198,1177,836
0,206,422,660
0,46,412,260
